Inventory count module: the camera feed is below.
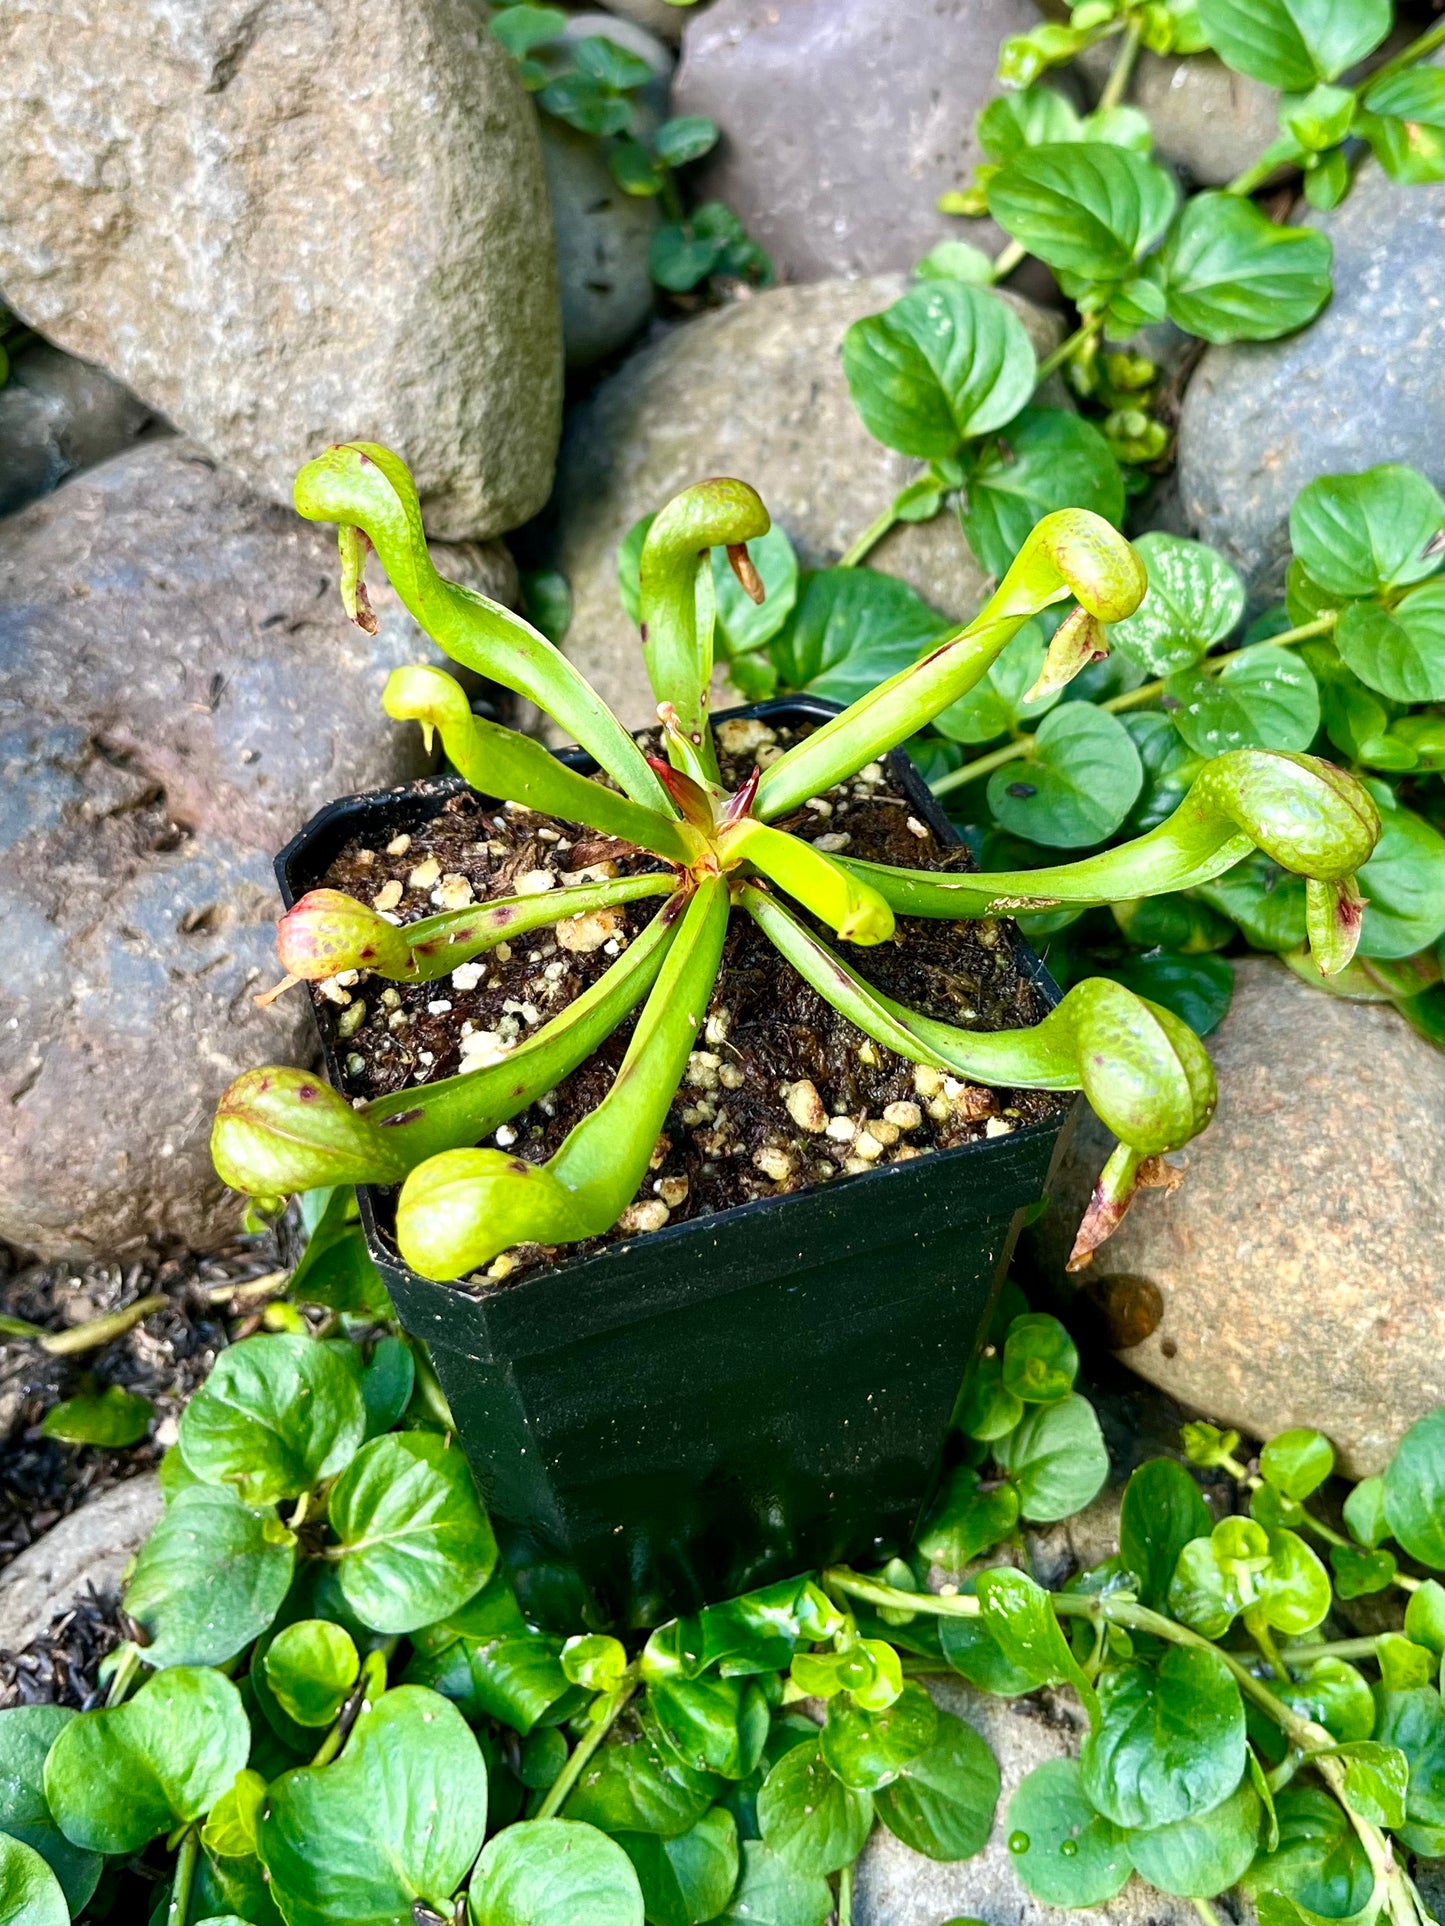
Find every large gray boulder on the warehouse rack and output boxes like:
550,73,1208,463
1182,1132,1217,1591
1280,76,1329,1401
0,0,561,539
548,275,1063,730
1031,960,1445,1479
0,344,152,521
1177,161,1445,598
599,0,693,44
854,1676,1198,1926
0,439,514,1261
672,0,1043,280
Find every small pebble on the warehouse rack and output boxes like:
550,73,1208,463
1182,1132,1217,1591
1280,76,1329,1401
813,831,852,854
495,1124,518,1147
386,833,412,856
804,797,833,817
858,762,885,784
426,999,453,1016
618,1199,670,1234
906,816,930,839
851,1130,884,1161
883,1100,923,1131
408,856,441,891
432,873,475,910
716,717,775,756
654,1175,689,1207
451,962,485,991
985,1116,1014,1137
857,1039,879,1067
380,987,402,1010
337,1000,366,1038
318,976,352,1007
487,1253,517,1281
719,1062,745,1090
515,870,555,896
753,1145,795,1182
495,943,513,963
704,1009,731,1045
785,1080,827,1133
557,907,624,953
913,1064,945,1098
825,1114,857,1144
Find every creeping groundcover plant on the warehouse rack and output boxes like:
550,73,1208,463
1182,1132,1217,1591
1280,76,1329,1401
213,443,1380,1274
14,1292,1445,1926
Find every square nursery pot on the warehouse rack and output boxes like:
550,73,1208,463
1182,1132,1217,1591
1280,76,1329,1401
277,697,1076,1626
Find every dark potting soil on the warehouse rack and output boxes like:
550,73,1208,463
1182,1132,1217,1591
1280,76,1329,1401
314,718,1068,1283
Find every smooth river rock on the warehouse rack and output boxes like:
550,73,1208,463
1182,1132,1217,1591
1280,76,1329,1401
0,439,514,1261
1177,160,1445,598
0,0,561,539
672,0,1044,279
548,275,1063,730
1076,44,1279,188
1031,960,1445,1479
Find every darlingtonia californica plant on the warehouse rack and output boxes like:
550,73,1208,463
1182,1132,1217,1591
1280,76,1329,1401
212,444,1381,1277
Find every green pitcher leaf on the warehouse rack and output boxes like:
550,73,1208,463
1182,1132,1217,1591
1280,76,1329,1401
988,704,1143,848
615,1809,739,1926
1196,0,1389,87
1166,647,1320,756
329,1432,497,1633
1109,533,1246,675
960,409,1124,581
1006,1758,1133,1907
842,280,1037,459
994,1394,1110,1521
45,1668,250,1855
178,1333,365,1506
873,1707,1001,1861
123,1483,295,1667
0,1708,102,1914
1158,194,1332,344
1079,1647,1246,1830
987,143,1177,281
756,1739,873,1877
1289,465,1445,600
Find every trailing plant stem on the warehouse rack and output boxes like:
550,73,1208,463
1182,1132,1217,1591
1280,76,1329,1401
930,612,1340,795
1098,18,1142,115
839,501,902,568
104,1641,144,1709
538,1684,638,1820
167,1828,198,1926
1036,316,1102,386
1192,1899,1224,1926
989,239,1027,284
838,1858,854,1926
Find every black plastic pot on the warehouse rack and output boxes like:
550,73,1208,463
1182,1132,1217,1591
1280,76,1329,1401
277,697,1075,1627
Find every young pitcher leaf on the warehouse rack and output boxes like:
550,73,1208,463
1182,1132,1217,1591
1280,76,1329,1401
329,1431,497,1632
0,1708,102,1914
873,1707,1001,1861
178,1333,365,1506
1079,1648,1246,1831
1006,1759,1134,1907
842,280,1037,459
988,704,1143,848
44,1668,250,1855
1158,195,1332,344
756,1738,873,1876
1109,533,1246,675
123,1482,295,1667
261,1687,488,1926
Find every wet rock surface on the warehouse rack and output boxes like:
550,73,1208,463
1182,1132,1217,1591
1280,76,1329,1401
1030,960,1445,1479
0,0,561,538
1177,160,1445,597
0,439,513,1260
548,274,1062,728
672,0,1043,279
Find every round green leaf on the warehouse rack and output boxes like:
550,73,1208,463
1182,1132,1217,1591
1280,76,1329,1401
263,1620,360,1728
711,524,799,657
1261,1429,1335,1502
1344,1474,1389,1550
987,142,1177,281
1006,1759,1133,1907
1120,1458,1212,1612
1361,67,1445,184
615,1809,738,1926
1079,1647,1246,1831
261,1687,488,1926
0,1708,102,1914
916,1467,1020,1569
1241,1783,1374,1918
1127,1773,1263,1897
938,1611,1038,1699
1407,1580,1445,1657
1257,1529,1331,1635
934,623,1056,744
1158,193,1332,345
1330,1543,1398,1600
562,1634,629,1693
44,1668,249,1855
1356,795,1445,960
1166,646,1319,756
470,1820,643,1926
122,1483,295,1667
1337,583,1445,703
1109,533,1245,675
1001,1313,1078,1405
954,1353,1025,1443
1385,1409,1445,1569
766,568,950,706
757,1739,872,1876
717,1840,831,1926
1290,465,1445,599
654,115,720,168
988,704,1142,849
202,1767,268,1858
0,1837,68,1926
40,1383,153,1448
1196,0,1389,88
178,1333,365,1506
961,408,1124,581
562,1715,720,1838
873,1707,1000,1862
329,1431,497,1633
994,1393,1110,1523
842,280,1037,460
820,1682,938,1791
1283,1659,1376,1744
1375,1685,1445,1829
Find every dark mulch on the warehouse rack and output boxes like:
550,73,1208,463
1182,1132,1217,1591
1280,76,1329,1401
0,1587,123,1710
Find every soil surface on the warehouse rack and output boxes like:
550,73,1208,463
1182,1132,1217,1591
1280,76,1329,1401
314,718,1068,1282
